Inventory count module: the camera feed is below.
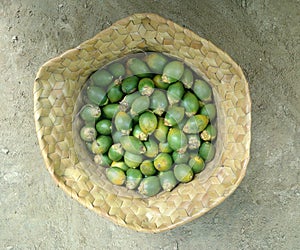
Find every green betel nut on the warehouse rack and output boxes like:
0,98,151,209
158,142,173,154
106,167,126,186
111,161,129,171
102,103,120,119
138,78,155,96
180,67,194,89
130,95,150,117
139,111,158,135
91,135,113,154
200,124,217,141
172,151,190,164
132,124,148,141
153,74,169,89
154,118,169,142
86,85,107,106
154,153,173,172
162,61,184,83
200,103,217,121
108,143,124,162
120,135,146,154
108,62,126,78
95,119,112,135
199,142,216,162
189,155,205,174
138,176,161,197
126,58,152,78
140,160,157,176
150,89,168,116
119,91,141,111
114,111,132,134
79,104,101,123
80,126,97,142
144,139,159,158
90,69,113,88
181,91,200,117
145,53,168,74
112,131,123,144
107,85,124,103
183,114,209,134
121,75,139,94
167,127,188,152
94,154,112,167
126,168,143,190
167,81,185,105
164,106,185,127
174,164,194,183
193,79,212,102
124,151,143,169
159,170,178,192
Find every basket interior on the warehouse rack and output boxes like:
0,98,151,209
72,51,223,199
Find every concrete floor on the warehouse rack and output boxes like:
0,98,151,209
0,0,299,249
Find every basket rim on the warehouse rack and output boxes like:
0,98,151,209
33,13,251,233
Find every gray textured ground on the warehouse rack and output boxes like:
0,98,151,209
1,0,299,249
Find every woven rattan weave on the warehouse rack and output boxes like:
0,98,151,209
33,13,251,233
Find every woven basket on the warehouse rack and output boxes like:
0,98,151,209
33,13,251,233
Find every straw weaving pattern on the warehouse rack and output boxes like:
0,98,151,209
34,13,251,233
